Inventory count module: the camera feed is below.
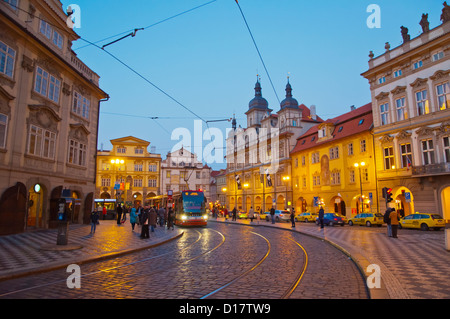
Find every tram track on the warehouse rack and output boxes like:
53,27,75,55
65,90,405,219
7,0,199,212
0,228,224,298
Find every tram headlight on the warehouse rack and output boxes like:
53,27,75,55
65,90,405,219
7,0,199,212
203,214,208,220
181,215,187,220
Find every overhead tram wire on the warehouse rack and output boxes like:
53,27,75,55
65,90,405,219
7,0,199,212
75,0,218,51
233,0,281,105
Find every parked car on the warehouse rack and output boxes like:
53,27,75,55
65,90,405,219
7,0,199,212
238,211,248,219
262,210,291,222
348,213,384,227
315,213,345,226
295,212,318,223
399,213,445,231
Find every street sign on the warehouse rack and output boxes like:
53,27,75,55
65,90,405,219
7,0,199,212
405,192,411,203
369,192,373,204
313,197,319,207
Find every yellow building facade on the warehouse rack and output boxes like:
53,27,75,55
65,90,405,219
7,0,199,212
95,136,161,208
291,104,379,217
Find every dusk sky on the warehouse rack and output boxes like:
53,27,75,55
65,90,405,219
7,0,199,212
61,0,444,169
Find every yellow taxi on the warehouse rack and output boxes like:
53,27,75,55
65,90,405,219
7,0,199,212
348,213,384,227
399,213,445,231
294,212,318,223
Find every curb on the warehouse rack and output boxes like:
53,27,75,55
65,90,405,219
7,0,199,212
209,219,390,299
0,231,184,282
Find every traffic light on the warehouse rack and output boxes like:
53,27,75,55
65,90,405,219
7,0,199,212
382,187,388,199
386,188,393,203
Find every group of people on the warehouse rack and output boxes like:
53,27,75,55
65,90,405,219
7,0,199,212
89,203,175,238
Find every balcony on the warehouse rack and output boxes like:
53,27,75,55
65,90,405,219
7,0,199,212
412,163,450,177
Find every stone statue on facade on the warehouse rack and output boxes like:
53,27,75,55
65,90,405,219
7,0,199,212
401,26,410,43
420,13,430,33
442,1,450,23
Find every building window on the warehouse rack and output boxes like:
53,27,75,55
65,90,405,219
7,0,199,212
348,143,354,156
432,51,444,62
329,146,339,159
331,171,341,185
101,178,111,187
166,170,171,178
3,0,18,10
384,146,395,170
135,148,143,154
134,163,143,172
35,67,60,103
73,91,90,120
39,20,63,49
421,139,435,165
302,177,307,188
0,113,7,148
443,136,450,163
313,175,321,187
311,152,320,164
149,164,157,172
133,178,143,188
148,178,157,187
68,139,87,166
301,156,306,166
394,69,402,78
380,103,389,125
349,170,355,183
360,140,367,153
415,90,429,115
0,41,15,78
413,60,423,69
400,143,412,169
28,125,56,159
395,97,407,121
378,76,386,84
436,82,449,111
117,147,126,154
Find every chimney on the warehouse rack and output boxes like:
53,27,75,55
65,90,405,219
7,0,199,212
310,105,317,120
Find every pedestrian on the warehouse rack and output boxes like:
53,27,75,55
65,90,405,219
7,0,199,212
248,206,254,223
116,203,123,225
224,207,228,220
102,205,107,220
90,208,100,234
318,206,325,229
149,206,157,232
232,207,237,221
270,206,275,224
290,208,296,228
389,207,401,238
167,207,175,230
130,206,137,231
158,206,165,227
121,205,127,224
140,207,150,239
384,207,393,237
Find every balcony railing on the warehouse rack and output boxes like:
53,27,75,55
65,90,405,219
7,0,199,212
412,162,450,176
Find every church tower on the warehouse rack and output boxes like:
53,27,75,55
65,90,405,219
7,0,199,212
245,77,272,128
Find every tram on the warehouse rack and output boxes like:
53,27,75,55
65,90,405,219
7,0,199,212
173,190,208,227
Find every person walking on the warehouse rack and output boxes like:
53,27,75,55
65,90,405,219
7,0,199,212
121,205,128,224
140,207,150,239
232,207,237,221
149,206,157,232
248,206,254,223
384,207,393,237
90,207,100,234
158,206,165,227
290,208,296,228
224,207,228,220
102,205,107,220
389,207,401,238
270,206,275,224
116,203,123,225
318,206,325,229
167,207,175,230
130,206,137,231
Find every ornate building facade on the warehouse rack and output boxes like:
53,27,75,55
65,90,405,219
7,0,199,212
95,136,162,207
361,7,450,220
0,0,108,234
225,78,322,212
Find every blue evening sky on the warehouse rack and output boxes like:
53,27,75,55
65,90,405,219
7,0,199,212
60,0,444,169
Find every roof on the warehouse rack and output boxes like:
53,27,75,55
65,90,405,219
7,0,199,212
290,103,373,154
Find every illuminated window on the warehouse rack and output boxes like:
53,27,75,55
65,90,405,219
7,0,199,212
436,82,449,110
416,90,429,115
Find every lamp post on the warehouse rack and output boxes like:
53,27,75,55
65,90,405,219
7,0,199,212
354,162,366,214
243,183,249,212
282,176,290,210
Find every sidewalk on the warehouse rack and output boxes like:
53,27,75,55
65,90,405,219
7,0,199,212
210,217,450,299
0,220,183,281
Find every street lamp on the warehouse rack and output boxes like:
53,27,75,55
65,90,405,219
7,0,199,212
111,158,125,203
243,183,249,212
354,162,366,214
282,176,290,209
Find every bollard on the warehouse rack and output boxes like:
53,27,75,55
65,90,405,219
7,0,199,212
57,221,69,245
